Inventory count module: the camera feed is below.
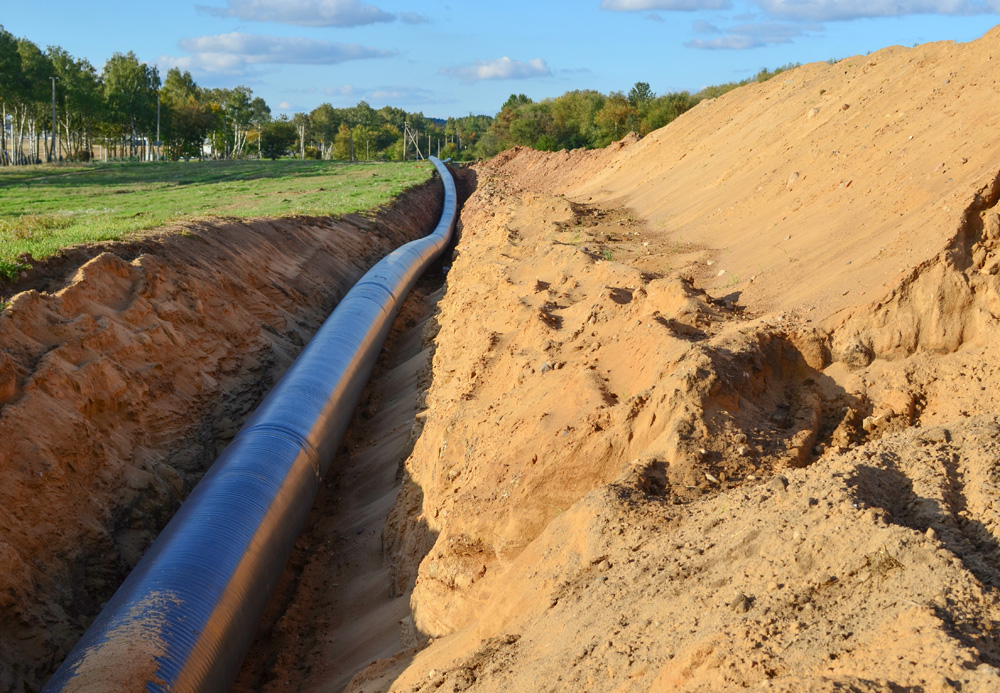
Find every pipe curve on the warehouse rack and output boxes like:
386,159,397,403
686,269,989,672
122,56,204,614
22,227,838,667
44,157,458,692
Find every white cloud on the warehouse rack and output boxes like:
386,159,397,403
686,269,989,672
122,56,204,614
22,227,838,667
324,84,359,96
756,0,1000,21
400,12,430,24
601,0,732,10
442,57,552,83
198,0,395,27
686,21,810,49
687,35,759,49
369,86,443,105
320,84,449,107
278,101,295,110
160,33,393,76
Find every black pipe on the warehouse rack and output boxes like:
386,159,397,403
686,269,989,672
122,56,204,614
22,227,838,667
44,157,457,692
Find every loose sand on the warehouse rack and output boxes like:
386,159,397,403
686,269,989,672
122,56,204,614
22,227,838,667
6,26,1000,693
247,27,1000,692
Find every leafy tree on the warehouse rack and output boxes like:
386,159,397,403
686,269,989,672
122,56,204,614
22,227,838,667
502,93,532,110
332,122,352,160
160,68,213,160
260,117,296,159
102,51,159,158
224,86,254,157
11,37,55,163
351,123,378,160
48,47,103,161
551,90,605,149
638,91,693,135
594,91,636,146
451,113,492,160
508,101,555,150
292,112,309,159
349,100,379,129
161,67,198,103
377,105,406,131
472,129,503,160
627,81,654,108
376,123,401,159
248,96,271,158
309,103,340,159
0,26,25,164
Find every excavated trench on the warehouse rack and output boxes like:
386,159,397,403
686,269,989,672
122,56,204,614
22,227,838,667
5,119,1000,693
304,154,1000,691
0,173,453,692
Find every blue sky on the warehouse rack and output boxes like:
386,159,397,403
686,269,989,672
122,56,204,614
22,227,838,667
3,1,1000,118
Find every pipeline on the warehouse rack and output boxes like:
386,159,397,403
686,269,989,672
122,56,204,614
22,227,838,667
44,157,458,692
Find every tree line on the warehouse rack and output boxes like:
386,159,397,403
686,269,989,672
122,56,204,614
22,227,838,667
472,65,801,159
0,25,490,165
1,23,800,166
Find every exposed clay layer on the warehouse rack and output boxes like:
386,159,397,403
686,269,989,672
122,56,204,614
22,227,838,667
0,179,442,692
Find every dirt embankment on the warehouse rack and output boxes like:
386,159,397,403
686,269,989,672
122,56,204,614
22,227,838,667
0,178,442,692
342,28,1000,691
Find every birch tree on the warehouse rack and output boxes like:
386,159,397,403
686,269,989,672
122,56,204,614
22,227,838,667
102,51,160,158
48,47,102,161
0,26,23,165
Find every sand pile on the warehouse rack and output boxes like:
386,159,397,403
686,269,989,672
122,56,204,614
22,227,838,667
0,181,442,692
339,28,1000,691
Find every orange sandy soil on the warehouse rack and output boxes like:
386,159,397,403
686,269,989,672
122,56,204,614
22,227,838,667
242,28,1000,693
0,181,443,692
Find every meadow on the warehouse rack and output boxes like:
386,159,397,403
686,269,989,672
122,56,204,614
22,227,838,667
0,159,434,278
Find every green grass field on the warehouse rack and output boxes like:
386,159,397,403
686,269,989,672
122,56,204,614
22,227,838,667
0,159,434,278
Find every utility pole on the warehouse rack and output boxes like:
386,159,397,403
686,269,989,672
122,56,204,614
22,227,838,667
403,122,422,160
49,76,58,163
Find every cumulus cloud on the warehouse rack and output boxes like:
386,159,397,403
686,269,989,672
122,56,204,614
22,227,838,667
757,0,1000,21
441,57,552,83
686,21,810,49
198,0,395,27
601,0,732,10
160,33,393,76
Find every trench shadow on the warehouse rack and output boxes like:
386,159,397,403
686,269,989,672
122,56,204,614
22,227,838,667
848,459,1000,666
241,163,475,691
330,166,478,690
227,167,471,691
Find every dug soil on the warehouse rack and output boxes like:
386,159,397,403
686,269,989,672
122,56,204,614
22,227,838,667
7,28,1000,693
244,28,1000,692
0,177,443,692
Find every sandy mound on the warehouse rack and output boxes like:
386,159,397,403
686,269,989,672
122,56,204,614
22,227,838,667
0,182,442,692
343,28,1000,691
